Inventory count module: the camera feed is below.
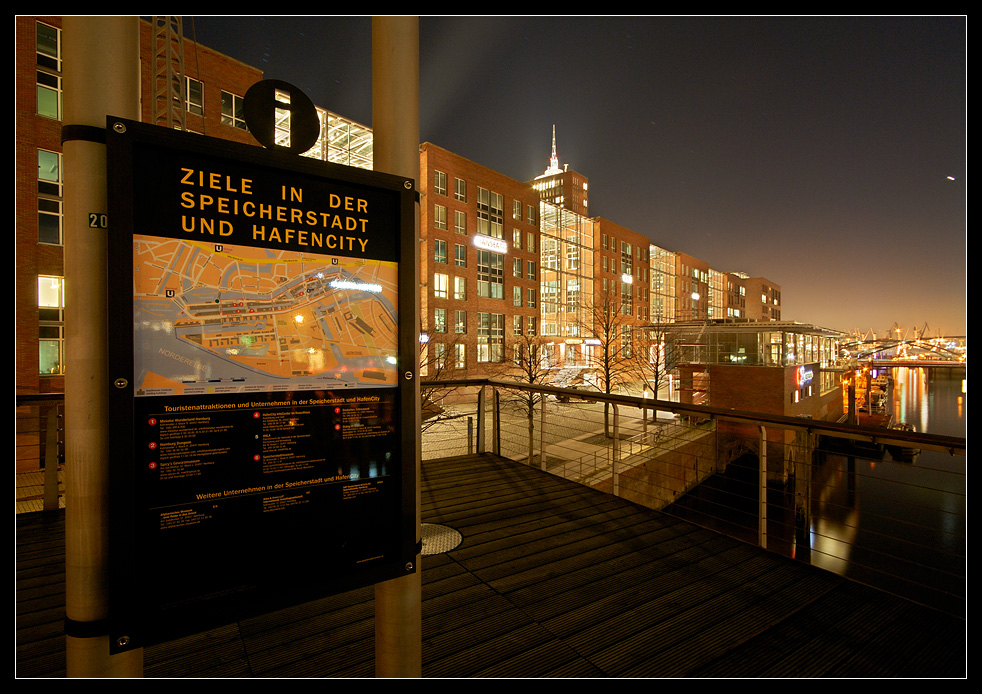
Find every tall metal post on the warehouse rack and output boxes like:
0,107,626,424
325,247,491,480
477,386,486,453
540,394,548,470
612,404,620,497
62,16,142,676
758,425,768,549
372,16,422,678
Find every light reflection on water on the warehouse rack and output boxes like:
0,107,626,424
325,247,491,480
805,366,966,615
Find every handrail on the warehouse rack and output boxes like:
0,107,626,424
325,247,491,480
423,377,965,456
421,378,965,615
16,393,64,512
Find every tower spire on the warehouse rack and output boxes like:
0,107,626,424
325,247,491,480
540,124,562,177
550,124,559,171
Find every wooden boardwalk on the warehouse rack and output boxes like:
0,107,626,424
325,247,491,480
17,453,966,678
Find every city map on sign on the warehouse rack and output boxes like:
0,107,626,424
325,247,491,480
132,235,399,396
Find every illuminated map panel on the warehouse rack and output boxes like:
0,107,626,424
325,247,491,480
133,237,399,394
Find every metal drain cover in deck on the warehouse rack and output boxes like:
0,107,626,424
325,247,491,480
420,523,462,555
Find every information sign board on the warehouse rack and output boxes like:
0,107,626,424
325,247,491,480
106,118,416,649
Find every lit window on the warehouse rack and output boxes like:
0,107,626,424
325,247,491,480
38,275,65,375
36,22,61,120
434,204,447,230
454,210,467,235
455,310,466,334
434,308,447,333
221,91,246,129
433,273,448,299
477,188,503,239
454,276,466,301
186,77,203,115
37,149,62,245
434,170,447,196
432,342,447,369
477,313,504,362
455,177,466,202
477,250,503,299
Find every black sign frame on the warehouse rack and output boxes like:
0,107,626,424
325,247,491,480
106,118,417,650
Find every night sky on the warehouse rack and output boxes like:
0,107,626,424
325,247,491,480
185,16,966,337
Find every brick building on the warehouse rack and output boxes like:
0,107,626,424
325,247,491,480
17,16,793,408
16,16,264,397
418,143,541,377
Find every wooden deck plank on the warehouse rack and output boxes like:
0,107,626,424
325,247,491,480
16,454,966,678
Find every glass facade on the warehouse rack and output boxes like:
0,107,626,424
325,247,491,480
538,202,594,342
284,108,373,170
663,323,841,371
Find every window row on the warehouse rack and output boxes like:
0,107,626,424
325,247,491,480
184,77,247,130
425,342,467,371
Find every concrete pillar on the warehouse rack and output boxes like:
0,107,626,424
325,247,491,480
371,16,421,678
62,15,142,677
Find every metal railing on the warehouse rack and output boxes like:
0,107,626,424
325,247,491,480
15,394,64,512
16,381,965,616
421,378,966,617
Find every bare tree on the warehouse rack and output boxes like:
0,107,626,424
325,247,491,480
418,334,469,433
576,288,643,437
632,321,677,415
507,331,554,465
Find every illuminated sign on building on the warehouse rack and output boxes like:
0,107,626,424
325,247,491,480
796,365,815,387
473,234,508,254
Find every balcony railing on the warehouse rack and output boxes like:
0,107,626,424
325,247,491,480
15,381,965,616
421,378,966,617
15,394,64,513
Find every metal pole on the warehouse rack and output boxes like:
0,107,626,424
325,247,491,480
43,403,60,511
493,389,500,456
62,16,142,677
476,386,486,453
540,392,548,470
758,425,768,549
612,404,620,497
372,15,421,679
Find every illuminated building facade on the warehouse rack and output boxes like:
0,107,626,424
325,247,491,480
649,244,677,323
674,252,711,322
537,202,595,367
743,276,783,321
17,16,790,404
725,272,749,319
418,143,541,376
662,320,843,420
